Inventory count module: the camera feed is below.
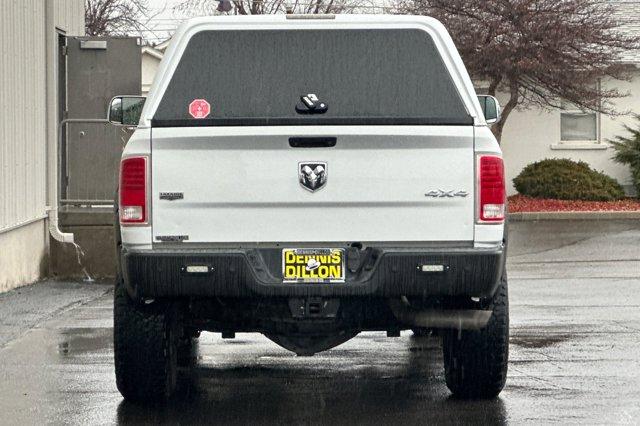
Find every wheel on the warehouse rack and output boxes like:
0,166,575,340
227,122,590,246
442,270,509,399
177,328,199,367
113,275,179,402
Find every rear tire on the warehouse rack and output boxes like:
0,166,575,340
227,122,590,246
113,275,179,403
177,329,199,366
442,270,509,399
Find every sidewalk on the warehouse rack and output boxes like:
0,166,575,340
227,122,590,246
0,280,111,348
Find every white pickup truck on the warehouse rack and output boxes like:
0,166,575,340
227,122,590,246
108,14,508,403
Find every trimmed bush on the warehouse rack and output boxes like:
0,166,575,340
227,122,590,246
609,114,640,197
513,158,625,201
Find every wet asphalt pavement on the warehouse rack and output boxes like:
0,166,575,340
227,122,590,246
1,220,639,425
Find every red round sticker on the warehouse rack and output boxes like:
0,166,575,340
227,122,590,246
189,99,210,119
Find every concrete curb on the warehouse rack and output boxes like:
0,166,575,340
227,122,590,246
509,211,640,221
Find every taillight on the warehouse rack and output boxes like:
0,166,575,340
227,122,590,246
119,157,147,224
478,155,505,222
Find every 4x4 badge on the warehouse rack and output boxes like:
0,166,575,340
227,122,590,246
425,189,469,198
299,162,327,192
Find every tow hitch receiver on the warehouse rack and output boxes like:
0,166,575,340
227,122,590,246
289,298,340,318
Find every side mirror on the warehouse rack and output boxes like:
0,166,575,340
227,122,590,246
108,96,146,126
477,95,501,124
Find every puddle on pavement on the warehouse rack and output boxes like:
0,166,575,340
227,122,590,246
56,328,112,357
510,333,572,349
510,324,577,349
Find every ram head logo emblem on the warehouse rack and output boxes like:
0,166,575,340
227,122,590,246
298,162,327,192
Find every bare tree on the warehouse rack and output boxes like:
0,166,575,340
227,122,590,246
85,0,156,36
398,0,640,142
174,0,366,16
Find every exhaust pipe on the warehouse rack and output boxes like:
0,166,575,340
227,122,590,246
389,299,491,330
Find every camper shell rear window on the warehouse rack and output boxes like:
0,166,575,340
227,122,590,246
151,28,472,127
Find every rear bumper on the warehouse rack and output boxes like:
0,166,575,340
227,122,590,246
122,245,505,299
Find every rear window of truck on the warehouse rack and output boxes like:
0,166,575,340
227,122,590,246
151,28,472,127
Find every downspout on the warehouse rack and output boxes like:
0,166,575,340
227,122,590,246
45,1,74,244
48,208,74,243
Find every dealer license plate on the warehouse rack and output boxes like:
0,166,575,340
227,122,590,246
282,248,345,283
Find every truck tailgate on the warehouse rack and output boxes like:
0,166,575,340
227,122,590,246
151,126,474,244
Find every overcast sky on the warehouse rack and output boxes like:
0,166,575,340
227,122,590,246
143,0,190,43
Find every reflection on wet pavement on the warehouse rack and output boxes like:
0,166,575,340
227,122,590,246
115,334,507,425
0,220,639,424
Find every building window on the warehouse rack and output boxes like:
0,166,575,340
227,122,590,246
560,81,600,143
560,109,598,142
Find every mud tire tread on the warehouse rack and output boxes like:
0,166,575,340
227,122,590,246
442,270,509,399
113,276,178,403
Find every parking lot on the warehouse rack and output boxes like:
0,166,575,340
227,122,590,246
0,220,639,425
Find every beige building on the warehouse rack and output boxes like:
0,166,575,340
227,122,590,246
141,39,171,95
499,71,640,195
498,0,640,194
0,0,85,292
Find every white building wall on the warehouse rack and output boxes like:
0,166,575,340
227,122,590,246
0,0,48,232
0,0,84,292
141,52,161,95
499,69,640,194
53,0,85,34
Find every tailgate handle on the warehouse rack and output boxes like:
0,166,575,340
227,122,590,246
289,137,336,148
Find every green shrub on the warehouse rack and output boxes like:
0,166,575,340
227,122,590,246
609,114,640,197
513,158,625,201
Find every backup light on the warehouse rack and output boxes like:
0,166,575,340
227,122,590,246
420,264,445,272
186,265,210,274
121,206,143,221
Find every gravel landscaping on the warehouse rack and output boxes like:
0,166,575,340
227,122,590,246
508,194,640,212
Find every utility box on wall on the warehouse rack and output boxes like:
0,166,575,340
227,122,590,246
51,36,142,281
63,36,142,204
